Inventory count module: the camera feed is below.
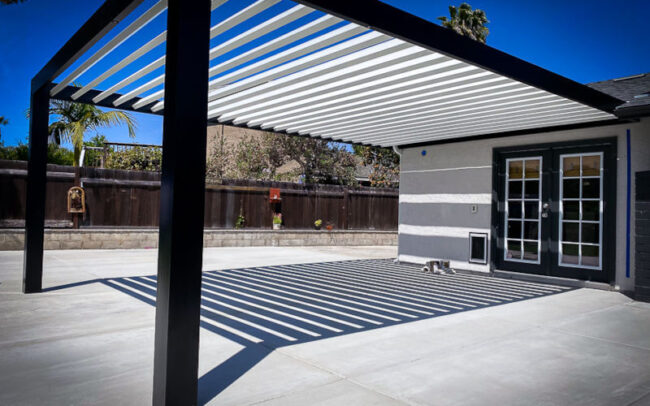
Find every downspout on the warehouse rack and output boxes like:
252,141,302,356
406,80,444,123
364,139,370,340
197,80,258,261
78,147,86,168
626,129,631,279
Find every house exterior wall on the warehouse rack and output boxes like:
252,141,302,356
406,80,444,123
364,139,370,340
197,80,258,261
398,118,650,292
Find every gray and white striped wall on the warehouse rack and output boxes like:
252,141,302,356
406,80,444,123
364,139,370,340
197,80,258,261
396,117,650,291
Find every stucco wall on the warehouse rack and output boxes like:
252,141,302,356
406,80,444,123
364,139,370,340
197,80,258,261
398,118,650,291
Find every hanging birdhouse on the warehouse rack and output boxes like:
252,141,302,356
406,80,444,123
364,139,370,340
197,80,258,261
67,186,86,214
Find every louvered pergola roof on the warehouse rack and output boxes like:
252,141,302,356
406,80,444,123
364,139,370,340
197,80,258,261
37,0,623,148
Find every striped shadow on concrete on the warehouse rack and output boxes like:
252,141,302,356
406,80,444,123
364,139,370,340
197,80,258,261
102,259,572,404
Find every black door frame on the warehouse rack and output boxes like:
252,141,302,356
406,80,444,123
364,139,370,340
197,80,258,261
490,137,617,284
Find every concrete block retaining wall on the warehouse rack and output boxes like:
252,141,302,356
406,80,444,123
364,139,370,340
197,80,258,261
0,229,397,251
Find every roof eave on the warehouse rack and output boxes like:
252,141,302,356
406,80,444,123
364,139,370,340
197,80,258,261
614,105,650,119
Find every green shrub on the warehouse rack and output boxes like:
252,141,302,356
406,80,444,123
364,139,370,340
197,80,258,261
0,141,74,165
104,146,162,171
47,143,74,165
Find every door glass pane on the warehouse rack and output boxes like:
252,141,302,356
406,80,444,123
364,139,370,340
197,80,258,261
563,201,579,220
582,201,599,221
524,180,539,199
505,157,542,264
562,222,579,242
509,160,523,179
508,221,522,238
582,223,599,244
524,221,538,240
563,179,579,198
508,201,522,219
563,156,580,177
523,242,538,261
582,155,600,176
508,181,522,199
562,244,580,264
581,245,599,267
582,179,600,198
525,160,540,179
506,240,522,259
524,202,538,219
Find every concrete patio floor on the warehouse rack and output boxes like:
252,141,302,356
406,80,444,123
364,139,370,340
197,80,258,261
1,246,650,406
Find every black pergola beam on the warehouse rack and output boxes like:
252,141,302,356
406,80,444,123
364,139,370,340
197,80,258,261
51,85,377,147
50,84,163,116
22,86,50,293
51,84,374,147
31,0,143,93
293,0,624,113
152,0,211,404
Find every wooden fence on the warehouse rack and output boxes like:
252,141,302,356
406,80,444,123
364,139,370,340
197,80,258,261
0,160,398,230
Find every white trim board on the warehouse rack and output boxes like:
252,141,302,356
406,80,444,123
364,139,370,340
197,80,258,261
398,224,490,238
399,193,491,204
401,165,492,174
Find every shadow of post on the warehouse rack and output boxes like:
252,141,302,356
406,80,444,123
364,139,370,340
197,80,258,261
197,344,273,405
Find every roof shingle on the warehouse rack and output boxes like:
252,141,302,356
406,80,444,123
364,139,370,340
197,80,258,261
587,73,650,113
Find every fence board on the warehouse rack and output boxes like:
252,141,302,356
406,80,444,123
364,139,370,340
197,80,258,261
0,160,397,230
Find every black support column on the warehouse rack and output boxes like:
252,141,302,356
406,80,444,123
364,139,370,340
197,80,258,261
152,0,211,404
22,85,50,293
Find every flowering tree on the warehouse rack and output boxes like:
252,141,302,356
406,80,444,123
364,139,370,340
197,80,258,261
353,145,400,188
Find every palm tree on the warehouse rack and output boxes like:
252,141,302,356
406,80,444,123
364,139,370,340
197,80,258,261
0,116,7,141
437,3,489,43
48,100,136,166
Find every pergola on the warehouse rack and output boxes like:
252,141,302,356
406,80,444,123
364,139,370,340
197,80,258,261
23,0,624,403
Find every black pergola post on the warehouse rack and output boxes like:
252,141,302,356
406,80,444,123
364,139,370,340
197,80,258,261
24,0,143,293
22,85,50,293
152,0,211,404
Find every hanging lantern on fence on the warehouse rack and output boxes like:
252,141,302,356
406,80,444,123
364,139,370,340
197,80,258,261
67,186,86,214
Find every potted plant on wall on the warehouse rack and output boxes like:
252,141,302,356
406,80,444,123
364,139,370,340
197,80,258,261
325,221,334,231
235,206,245,229
235,213,245,229
314,219,322,230
272,213,282,230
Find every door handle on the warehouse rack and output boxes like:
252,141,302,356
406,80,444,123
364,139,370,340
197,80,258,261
541,202,550,218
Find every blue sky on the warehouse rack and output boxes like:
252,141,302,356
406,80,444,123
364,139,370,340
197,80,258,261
0,0,648,147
